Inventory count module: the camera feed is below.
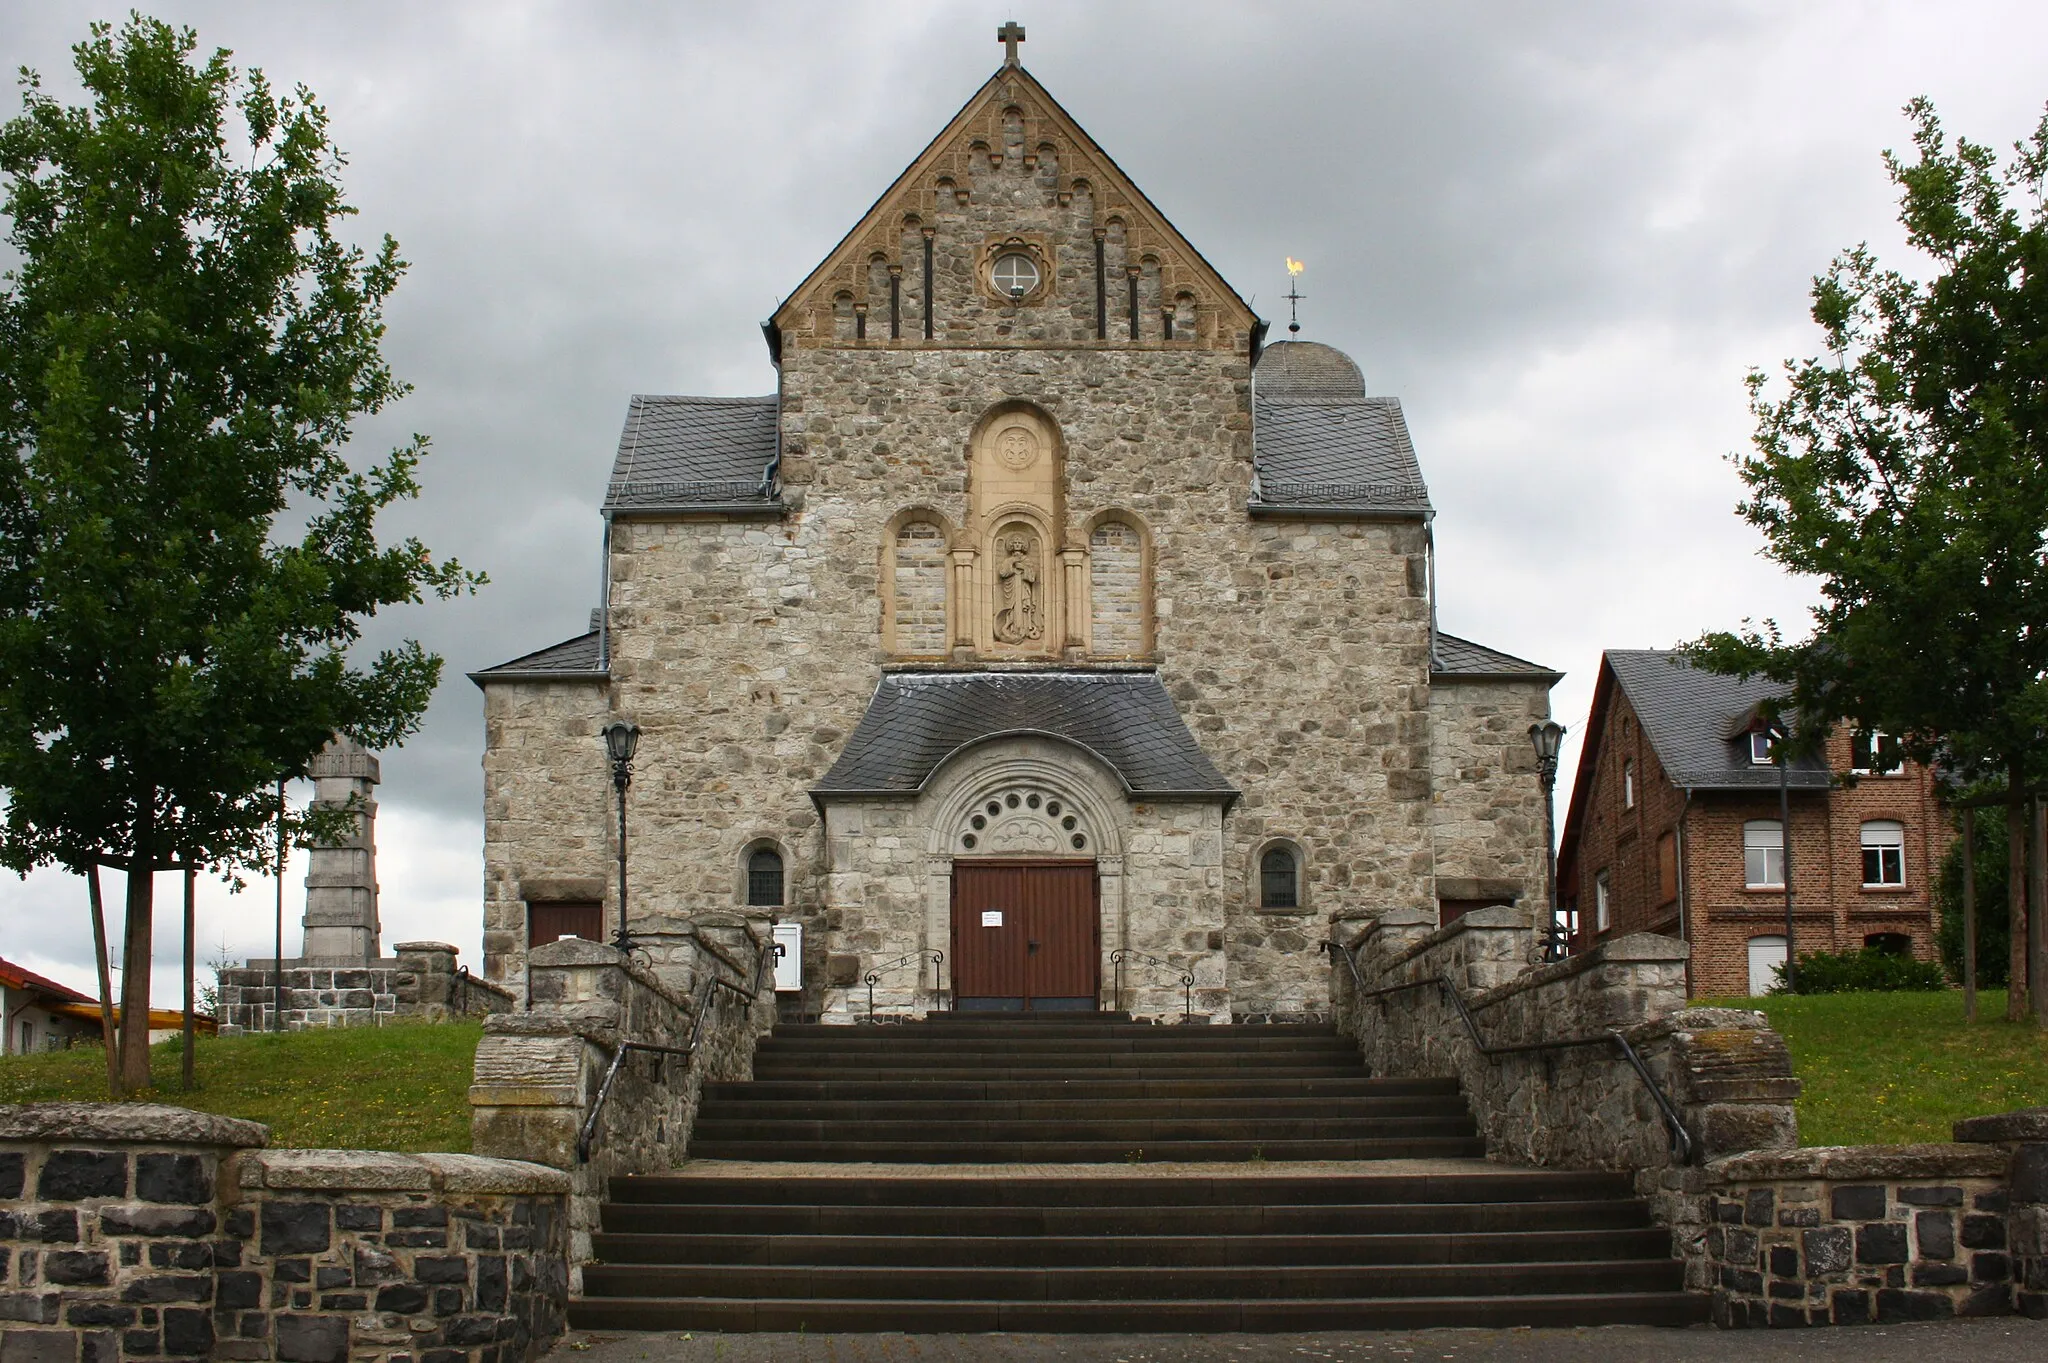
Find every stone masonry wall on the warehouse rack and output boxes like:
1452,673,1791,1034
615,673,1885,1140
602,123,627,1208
468,930,775,1285
218,947,512,1036
1426,677,1554,923
0,1105,566,1363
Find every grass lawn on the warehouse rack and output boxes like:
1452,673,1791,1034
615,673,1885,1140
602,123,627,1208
1697,990,2048,1147
0,1022,481,1153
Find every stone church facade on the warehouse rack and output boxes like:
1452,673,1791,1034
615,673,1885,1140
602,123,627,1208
471,53,1559,1021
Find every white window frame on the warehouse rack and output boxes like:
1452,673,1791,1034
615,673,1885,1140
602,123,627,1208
1622,758,1635,809
1594,870,1611,932
1748,729,1774,765
991,252,1040,298
1861,820,1906,887
1744,820,1785,888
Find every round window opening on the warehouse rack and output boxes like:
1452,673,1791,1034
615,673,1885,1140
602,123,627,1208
991,252,1040,299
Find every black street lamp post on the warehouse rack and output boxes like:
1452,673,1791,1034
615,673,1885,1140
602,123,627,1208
602,720,640,953
1766,715,1796,993
1529,720,1567,961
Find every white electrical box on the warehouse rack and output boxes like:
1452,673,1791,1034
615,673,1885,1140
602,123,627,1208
771,922,803,992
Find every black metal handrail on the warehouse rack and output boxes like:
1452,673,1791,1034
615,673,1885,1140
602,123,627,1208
864,950,943,1022
1110,948,1194,1020
575,937,782,1163
1321,939,1695,1163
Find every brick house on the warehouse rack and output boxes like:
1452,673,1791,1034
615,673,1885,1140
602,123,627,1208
1556,650,1948,997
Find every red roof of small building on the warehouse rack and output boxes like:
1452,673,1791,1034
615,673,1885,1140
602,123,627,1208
0,956,99,1006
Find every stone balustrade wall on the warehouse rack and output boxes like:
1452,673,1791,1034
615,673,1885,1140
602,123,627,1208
466,917,776,1285
0,1105,566,1363
218,946,513,1037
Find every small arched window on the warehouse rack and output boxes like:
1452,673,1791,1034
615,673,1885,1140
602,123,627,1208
1259,845,1299,910
746,848,784,907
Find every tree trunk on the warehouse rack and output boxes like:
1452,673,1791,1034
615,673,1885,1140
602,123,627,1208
87,864,121,1098
120,798,157,1092
2008,780,2030,1023
181,867,196,1091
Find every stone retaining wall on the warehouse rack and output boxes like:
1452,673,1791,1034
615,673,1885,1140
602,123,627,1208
467,920,776,1286
219,946,513,1036
0,1105,567,1363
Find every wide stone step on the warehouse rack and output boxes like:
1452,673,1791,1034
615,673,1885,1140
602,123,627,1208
684,1136,1492,1162
707,1076,1446,1102
694,1095,1469,1122
587,1226,1676,1268
749,1063,1372,1081
754,1035,1358,1055
579,1258,1688,1302
689,1115,1479,1144
606,1171,1638,1206
598,1198,1657,1238
566,1291,1711,1332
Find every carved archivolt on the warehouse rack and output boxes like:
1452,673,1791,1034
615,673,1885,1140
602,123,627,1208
958,786,1091,855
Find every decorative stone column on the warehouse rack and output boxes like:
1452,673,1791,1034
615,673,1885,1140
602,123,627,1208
301,735,381,962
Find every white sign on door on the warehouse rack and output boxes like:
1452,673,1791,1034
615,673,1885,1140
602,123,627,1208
981,910,1003,927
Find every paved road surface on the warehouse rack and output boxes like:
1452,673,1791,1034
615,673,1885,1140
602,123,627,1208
552,1318,2048,1363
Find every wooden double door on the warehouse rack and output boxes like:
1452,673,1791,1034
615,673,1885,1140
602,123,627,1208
950,860,1099,1012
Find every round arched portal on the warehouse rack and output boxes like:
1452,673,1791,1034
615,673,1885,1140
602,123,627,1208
917,736,1128,1011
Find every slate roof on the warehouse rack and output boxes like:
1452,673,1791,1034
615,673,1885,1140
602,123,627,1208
468,630,606,683
1251,341,1432,515
1432,632,1561,680
604,395,779,511
815,672,1237,800
1606,649,1831,791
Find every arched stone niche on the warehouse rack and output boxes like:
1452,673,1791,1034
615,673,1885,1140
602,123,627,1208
966,404,1067,657
915,735,1129,1001
1084,510,1152,657
881,507,954,658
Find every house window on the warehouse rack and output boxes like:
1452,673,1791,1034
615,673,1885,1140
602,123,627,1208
1861,820,1905,886
1594,870,1610,932
1852,730,1902,775
1865,932,1912,955
1657,830,1678,905
991,251,1040,298
1747,935,1787,996
1259,844,1300,910
747,847,786,907
1744,820,1784,888
1748,730,1774,765
1622,759,1635,809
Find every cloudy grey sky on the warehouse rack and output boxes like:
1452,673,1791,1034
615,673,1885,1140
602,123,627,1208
5,1,2046,1004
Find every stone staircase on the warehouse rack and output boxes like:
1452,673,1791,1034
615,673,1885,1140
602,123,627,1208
569,1012,1707,1332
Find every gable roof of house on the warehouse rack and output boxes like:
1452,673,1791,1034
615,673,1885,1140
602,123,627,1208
0,957,97,1006
603,395,779,512
1604,650,1832,792
468,629,606,684
814,671,1236,801
1250,342,1432,516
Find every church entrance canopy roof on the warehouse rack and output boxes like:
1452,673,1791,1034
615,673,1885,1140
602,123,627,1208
813,672,1236,804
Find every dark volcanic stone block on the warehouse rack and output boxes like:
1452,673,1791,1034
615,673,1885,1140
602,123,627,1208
101,1208,214,1238
2013,1144,2048,1203
393,1207,449,1229
1804,1226,1853,1275
120,1275,211,1304
476,1255,507,1312
375,1284,430,1316
275,1316,349,1363
415,1257,469,1285
335,1207,383,1233
433,1288,464,1315
215,1272,262,1311
1962,1214,2007,1250
1832,1185,1886,1221
161,1306,213,1356
385,1231,447,1249
1745,1188,1775,1227
262,1204,330,1257
1830,1287,1872,1324
135,1155,210,1206
0,1153,23,1199
32,1211,78,1244
314,1268,351,1290
1857,1223,1910,1265
67,1303,136,1328
271,1259,311,1284
1876,1287,1956,1321
1911,1262,1969,1286
0,1293,61,1324
1972,1252,2011,1283
38,1151,127,1201
0,1328,77,1363
122,1329,161,1356
44,1250,110,1285
1897,1186,1963,1207
442,1315,499,1346
1768,1245,1799,1278
147,1242,212,1271
1916,1210,1956,1259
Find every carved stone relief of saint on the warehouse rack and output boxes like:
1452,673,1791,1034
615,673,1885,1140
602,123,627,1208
993,530,1043,644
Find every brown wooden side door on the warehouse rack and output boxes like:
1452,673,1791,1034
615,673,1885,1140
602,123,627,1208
951,861,1098,1011
528,901,603,947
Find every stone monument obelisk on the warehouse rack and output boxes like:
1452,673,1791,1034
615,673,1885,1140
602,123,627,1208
300,735,382,962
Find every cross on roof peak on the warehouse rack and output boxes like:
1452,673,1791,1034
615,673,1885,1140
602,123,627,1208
997,21,1026,65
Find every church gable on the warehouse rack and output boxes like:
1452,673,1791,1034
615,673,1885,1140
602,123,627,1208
772,62,1259,353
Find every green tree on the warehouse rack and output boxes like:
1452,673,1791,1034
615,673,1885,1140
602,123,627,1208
1687,98,2048,1023
0,15,481,1092
1935,802,2011,989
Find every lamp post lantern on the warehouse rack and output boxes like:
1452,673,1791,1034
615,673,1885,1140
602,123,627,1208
1765,715,1796,993
601,720,640,953
1529,719,1567,961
